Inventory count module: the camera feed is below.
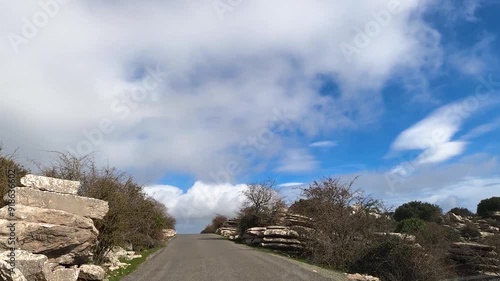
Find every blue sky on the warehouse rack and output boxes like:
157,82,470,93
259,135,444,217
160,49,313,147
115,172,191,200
2,0,500,233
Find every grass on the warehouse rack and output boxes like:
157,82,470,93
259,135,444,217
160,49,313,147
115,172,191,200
106,239,173,281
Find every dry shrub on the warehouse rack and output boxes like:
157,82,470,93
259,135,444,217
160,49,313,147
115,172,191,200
201,214,228,234
296,177,388,270
350,237,453,281
237,180,286,236
0,145,29,208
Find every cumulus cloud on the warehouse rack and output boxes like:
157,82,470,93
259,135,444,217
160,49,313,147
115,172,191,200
145,182,248,233
0,0,443,184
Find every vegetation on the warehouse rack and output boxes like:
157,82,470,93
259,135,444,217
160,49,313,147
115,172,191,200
0,145,29,208
0,145,175,265
395,218,426,234
477,196,500,218
393,201,443,223
237,180,286,236
35,152,176,263
449,207,475,217
201,214,228,234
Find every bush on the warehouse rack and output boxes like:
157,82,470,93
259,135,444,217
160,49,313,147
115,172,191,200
395,218,426,234
0,146,29,208
393,201,443,223
201,214,228,234
448,207,474,217
350,237,454,281
296,177,388,270
477,197,500,218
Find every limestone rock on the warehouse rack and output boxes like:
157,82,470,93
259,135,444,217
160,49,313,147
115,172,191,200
0,259,27,281
0,205,98,263
46,267,79,281
0,250,47,281
20,174,80,195
6,187,109,220
263,229,299,239
346,273,379,281
161,229,176,240
78,265,105,280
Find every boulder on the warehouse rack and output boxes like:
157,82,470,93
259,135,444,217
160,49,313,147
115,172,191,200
161,229,176,240
46,267,80,281
0,250,47,281
0,205,98,263
20,174,80,195
0,259,27,281
6,187,109,220
78,265,105,280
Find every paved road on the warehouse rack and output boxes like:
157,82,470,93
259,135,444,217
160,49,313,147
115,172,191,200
123,234,346,281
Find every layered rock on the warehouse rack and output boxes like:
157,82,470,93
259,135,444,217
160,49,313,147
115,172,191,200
20,174,80,195
0,175,107,280
0,205,98,264
448,242,500,275
6,187,108,220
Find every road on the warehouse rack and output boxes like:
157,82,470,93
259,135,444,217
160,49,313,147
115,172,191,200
122,234,347,281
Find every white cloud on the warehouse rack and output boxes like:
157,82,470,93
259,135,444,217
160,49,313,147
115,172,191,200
275,149,319,173
145,182,248,233
309,141,337,148
390,97,487,165
278,182,304,187
1,0,442,184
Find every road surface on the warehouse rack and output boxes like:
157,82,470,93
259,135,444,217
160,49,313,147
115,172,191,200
123,234,346,281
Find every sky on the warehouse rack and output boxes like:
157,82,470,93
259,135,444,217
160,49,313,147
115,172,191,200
1,0,500,233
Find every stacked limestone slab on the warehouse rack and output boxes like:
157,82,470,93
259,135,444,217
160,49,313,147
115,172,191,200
242,226,303,252
448,242,500,276
216,218,239,240
0,174,108,281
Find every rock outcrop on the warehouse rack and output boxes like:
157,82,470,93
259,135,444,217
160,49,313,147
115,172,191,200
0,175,108,281
346,273,380,281
216,218,239,240
7,187,108,220
448,242,500,275
241,226,304,252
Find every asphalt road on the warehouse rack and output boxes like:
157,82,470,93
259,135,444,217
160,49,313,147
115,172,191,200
122,234,347,281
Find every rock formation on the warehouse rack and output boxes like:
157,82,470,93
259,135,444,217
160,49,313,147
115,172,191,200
0,174,109,281
448,242,500,275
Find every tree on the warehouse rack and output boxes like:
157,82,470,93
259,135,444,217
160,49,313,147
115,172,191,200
393,201,443,223
237,180,285,234
477,197,500,218
448,207,474,217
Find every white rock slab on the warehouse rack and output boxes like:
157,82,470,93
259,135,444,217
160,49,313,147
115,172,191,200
21,174,80,195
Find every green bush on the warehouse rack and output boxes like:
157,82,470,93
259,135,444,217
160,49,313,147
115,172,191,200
393,201,443,223
395,218,426,234
448,207,474,217
477,197,500,218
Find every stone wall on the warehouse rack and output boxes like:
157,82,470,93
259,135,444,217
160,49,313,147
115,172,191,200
0,174,109,281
